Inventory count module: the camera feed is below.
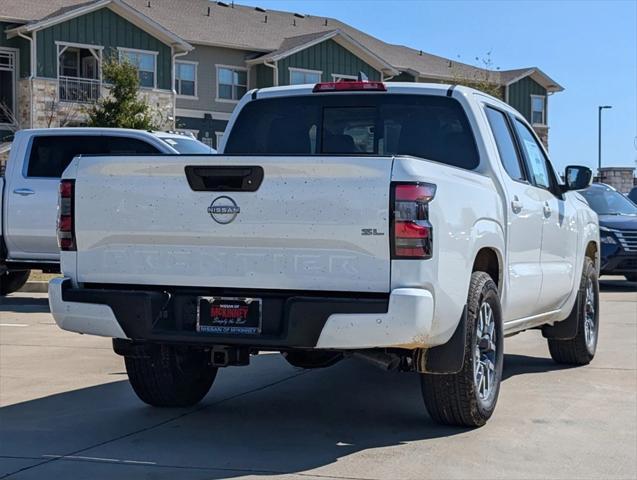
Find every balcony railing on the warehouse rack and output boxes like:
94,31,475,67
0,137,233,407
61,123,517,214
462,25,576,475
58,76,101,103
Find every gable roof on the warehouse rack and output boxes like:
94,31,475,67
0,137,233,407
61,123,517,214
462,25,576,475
499,67,564,93
0,0,562,91
2,0,192,52
246,29,400,76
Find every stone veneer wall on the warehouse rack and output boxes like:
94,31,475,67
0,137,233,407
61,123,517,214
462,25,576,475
0,149,9,174
598,167,636,193
137,89,175,131
533,125,549,149
18,78,175,130
17,79,31,129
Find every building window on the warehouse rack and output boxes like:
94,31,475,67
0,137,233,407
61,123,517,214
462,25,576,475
289,68,322,85
215,131,225,149
175,61,197,97
531,95,546,125
0,48,17,125
119,48,157,88
60,48,80,77
332,73,357,82
217,66,247,101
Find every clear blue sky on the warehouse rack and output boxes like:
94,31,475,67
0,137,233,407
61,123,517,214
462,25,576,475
255,0,636,173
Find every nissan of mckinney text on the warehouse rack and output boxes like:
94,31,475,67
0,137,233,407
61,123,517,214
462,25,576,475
49,82,599,427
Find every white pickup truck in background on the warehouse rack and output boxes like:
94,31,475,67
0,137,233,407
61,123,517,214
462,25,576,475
49,82,599,427
0,128,214,294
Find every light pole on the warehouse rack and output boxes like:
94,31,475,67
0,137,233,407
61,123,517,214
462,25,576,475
598,105,612,174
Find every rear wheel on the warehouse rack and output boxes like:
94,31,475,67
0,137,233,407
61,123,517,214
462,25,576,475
125,345,217,407
0,270,30,295
283,350,343,369
548,257,599,365
421,272,504,427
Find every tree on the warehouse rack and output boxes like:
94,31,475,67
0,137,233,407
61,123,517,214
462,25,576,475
449,51,503,99
86,57,160,130
43,98,81,128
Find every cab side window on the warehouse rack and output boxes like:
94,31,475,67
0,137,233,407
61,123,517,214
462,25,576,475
26,135,103,178
484,107,526,182
513,119,550,189
103,136,160,154
26,135,161,178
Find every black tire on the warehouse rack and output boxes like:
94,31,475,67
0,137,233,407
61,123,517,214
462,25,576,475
421,271,504,428
548,257,599,365
625,273,637,282
125,345,217,407
0,270,30,296
283,350,343,369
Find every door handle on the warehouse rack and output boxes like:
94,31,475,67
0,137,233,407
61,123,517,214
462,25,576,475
511,196,523,214
13,188,35,196
543,202,552,218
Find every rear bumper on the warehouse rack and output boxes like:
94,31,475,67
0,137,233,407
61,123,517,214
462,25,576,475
49,278,435,350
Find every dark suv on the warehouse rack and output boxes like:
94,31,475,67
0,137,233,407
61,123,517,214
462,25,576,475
579,183,637,281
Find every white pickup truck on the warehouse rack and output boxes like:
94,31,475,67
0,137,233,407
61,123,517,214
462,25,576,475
0,128,214,294
49,82,599,427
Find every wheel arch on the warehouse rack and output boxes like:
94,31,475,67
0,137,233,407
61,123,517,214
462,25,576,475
469,218,505,294
472,247,502,292
585,240,598,269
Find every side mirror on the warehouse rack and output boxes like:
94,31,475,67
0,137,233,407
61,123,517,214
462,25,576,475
563,165,592,192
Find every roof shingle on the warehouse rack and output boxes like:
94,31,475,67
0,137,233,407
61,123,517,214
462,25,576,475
0,0,563,90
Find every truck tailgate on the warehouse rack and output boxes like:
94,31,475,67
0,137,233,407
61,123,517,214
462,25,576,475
73,155,392,292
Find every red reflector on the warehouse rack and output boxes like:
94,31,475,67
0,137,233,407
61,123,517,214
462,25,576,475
312,81,386,93
396,247,429,257
59,237,75,250
395,184,436,202
395,221,429,238
60,180,74,198
58,215,73,232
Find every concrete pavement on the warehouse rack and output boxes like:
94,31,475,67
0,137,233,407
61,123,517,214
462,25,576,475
0,279,635,479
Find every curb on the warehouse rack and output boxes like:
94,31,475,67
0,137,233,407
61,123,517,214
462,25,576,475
19,281,49,293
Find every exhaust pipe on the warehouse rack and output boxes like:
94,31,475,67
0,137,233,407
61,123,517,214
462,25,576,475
351,351,403,371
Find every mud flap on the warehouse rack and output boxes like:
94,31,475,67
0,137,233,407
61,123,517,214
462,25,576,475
542,289,581,340
415,306,467,374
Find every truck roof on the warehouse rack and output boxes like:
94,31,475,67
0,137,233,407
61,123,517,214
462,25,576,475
19,127,169,136
251,81,515,115
254,81,473,98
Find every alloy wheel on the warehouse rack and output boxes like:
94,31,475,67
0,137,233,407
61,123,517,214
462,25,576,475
474,301,497,402
583,278,597,350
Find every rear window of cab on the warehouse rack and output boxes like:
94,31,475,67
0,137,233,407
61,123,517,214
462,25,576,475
224,94,479,170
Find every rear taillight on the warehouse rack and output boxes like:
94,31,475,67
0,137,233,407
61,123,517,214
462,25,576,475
312,81,386,92
391,182,436,259
57,179,76,251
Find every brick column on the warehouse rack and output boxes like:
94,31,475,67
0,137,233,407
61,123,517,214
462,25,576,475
598,167,636,193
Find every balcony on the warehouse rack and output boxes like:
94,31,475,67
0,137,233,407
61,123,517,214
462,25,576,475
58,76,101,104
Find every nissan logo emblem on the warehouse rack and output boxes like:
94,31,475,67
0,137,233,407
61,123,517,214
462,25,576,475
208,196,240,224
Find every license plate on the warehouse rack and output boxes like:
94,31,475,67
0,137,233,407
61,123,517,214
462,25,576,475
196,297,262,335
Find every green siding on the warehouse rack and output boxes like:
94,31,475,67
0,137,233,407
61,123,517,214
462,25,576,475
254,63,274,88
0,22,30,77
277,39,380,85
507,76,547,123
35,8,172,89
